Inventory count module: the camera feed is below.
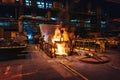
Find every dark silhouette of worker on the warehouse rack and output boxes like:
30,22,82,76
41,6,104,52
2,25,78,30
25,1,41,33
34,33,40,49
34,33,40,44
68,32,76,55
39,35,45,50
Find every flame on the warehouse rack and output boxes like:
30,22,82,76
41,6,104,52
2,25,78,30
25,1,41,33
52,27,69,56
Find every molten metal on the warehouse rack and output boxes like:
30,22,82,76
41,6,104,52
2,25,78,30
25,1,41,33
52,27,69,56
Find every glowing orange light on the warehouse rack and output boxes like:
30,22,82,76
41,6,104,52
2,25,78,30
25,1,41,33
52,27,69,56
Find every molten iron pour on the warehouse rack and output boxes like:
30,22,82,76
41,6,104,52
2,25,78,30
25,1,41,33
52,27,70,56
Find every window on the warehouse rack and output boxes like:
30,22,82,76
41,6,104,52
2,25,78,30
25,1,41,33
36,0,52,9
51,17,58,20
70,19,80,23
36,1,44,8
25,0,31,6
46,2,52,8
0,21,16,27
85,20,91,27
101,21,106,28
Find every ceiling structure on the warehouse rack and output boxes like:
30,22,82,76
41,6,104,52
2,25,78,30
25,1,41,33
106,0,120,4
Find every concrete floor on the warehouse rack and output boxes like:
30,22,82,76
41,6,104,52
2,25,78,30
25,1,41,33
0,45,120,80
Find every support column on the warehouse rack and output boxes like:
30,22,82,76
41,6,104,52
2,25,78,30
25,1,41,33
96,1,102,35
88,0,91,14
18,20,23,32
65,0,69,27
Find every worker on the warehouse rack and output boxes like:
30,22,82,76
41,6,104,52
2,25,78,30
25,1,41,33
68,32,76,55
100,41,105,53
39,35,45,50
33,33,40,49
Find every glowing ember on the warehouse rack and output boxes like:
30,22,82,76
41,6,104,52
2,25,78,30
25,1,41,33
52,27,69,56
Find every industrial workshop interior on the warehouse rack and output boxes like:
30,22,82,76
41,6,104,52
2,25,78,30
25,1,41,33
0,0,120,80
